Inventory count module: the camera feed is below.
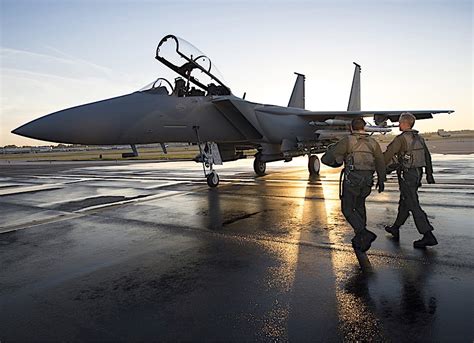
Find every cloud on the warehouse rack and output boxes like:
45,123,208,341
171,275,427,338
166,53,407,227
0,46,137,146
1,47,117,80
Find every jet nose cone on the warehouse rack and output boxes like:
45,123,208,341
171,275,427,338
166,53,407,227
11,127,21,136
12,119,49,141
12,108,85,143
11,92,155,144
12,106,87,143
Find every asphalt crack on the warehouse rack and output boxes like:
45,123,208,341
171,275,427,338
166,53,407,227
222,211,262,226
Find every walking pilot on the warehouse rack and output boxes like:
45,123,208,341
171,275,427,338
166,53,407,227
322,117,386,252
383,112,438,248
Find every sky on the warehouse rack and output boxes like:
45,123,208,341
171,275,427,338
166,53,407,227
0,0,472,146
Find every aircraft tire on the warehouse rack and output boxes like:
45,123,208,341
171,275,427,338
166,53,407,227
253,154,266,176
206,172,219,187
308,155,320,175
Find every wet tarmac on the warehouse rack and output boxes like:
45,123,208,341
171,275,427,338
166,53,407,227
0,155,473,342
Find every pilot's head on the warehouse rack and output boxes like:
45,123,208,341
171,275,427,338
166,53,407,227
351,117,366,132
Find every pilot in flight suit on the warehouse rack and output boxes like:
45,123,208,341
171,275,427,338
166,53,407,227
322,117,386,252
383,112,438,248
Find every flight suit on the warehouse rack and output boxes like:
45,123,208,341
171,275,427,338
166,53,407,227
325,133,386,249
384,130,434,234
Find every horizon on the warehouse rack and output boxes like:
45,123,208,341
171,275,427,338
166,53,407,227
1,0,472,146
3,128,473,149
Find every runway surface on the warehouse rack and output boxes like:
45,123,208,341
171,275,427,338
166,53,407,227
1,155,473,341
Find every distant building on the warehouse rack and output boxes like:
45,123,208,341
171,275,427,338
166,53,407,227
1,147,32,154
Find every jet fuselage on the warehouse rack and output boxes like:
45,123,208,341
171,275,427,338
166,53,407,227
13,92,317,146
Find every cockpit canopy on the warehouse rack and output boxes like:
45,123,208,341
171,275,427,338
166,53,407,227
140,35,231,97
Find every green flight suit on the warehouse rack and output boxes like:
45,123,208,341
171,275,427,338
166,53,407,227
384,130,434,234
329,133,386,234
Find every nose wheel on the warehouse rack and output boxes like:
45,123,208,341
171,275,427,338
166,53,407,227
253,153,266,176
194,126,222,188
308,155,320,175
206,171,220,188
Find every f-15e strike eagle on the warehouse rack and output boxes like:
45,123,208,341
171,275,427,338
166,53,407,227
13,34,453,187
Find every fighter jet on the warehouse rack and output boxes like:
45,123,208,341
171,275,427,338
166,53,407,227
12,34,453,187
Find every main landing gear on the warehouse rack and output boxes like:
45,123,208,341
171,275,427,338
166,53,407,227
253,153,320,177
253,152,266,176
308,155,321,175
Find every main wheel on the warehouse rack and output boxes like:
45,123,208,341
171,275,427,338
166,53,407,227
206,172,219,187
308,155,320,175
253,154,266,176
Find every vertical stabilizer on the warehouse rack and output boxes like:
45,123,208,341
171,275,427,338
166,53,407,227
288,73,305,109
347,62,361,111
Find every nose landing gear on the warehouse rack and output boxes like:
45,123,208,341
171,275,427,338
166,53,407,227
206,171,220,188
194,126,222,187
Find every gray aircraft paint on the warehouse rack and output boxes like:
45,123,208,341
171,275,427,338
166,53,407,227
347,62,361,111
13,66,453,150
14,93,247,145
13,37,453,163
288,73,305,109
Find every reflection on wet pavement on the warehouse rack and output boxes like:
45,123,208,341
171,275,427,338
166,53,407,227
0,155,473,341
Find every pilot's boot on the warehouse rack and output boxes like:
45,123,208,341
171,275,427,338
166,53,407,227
413,231,438,249
385,225,400,240
361,229,377,252
352,229,377,252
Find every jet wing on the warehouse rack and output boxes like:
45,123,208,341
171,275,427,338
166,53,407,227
257,106,453,121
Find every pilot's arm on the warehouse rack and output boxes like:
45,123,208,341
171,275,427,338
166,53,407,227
423,140,435,184
383,135,404,166
321,137,348,168
373,141,386,192
331,137,349,160
374,142,387,182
